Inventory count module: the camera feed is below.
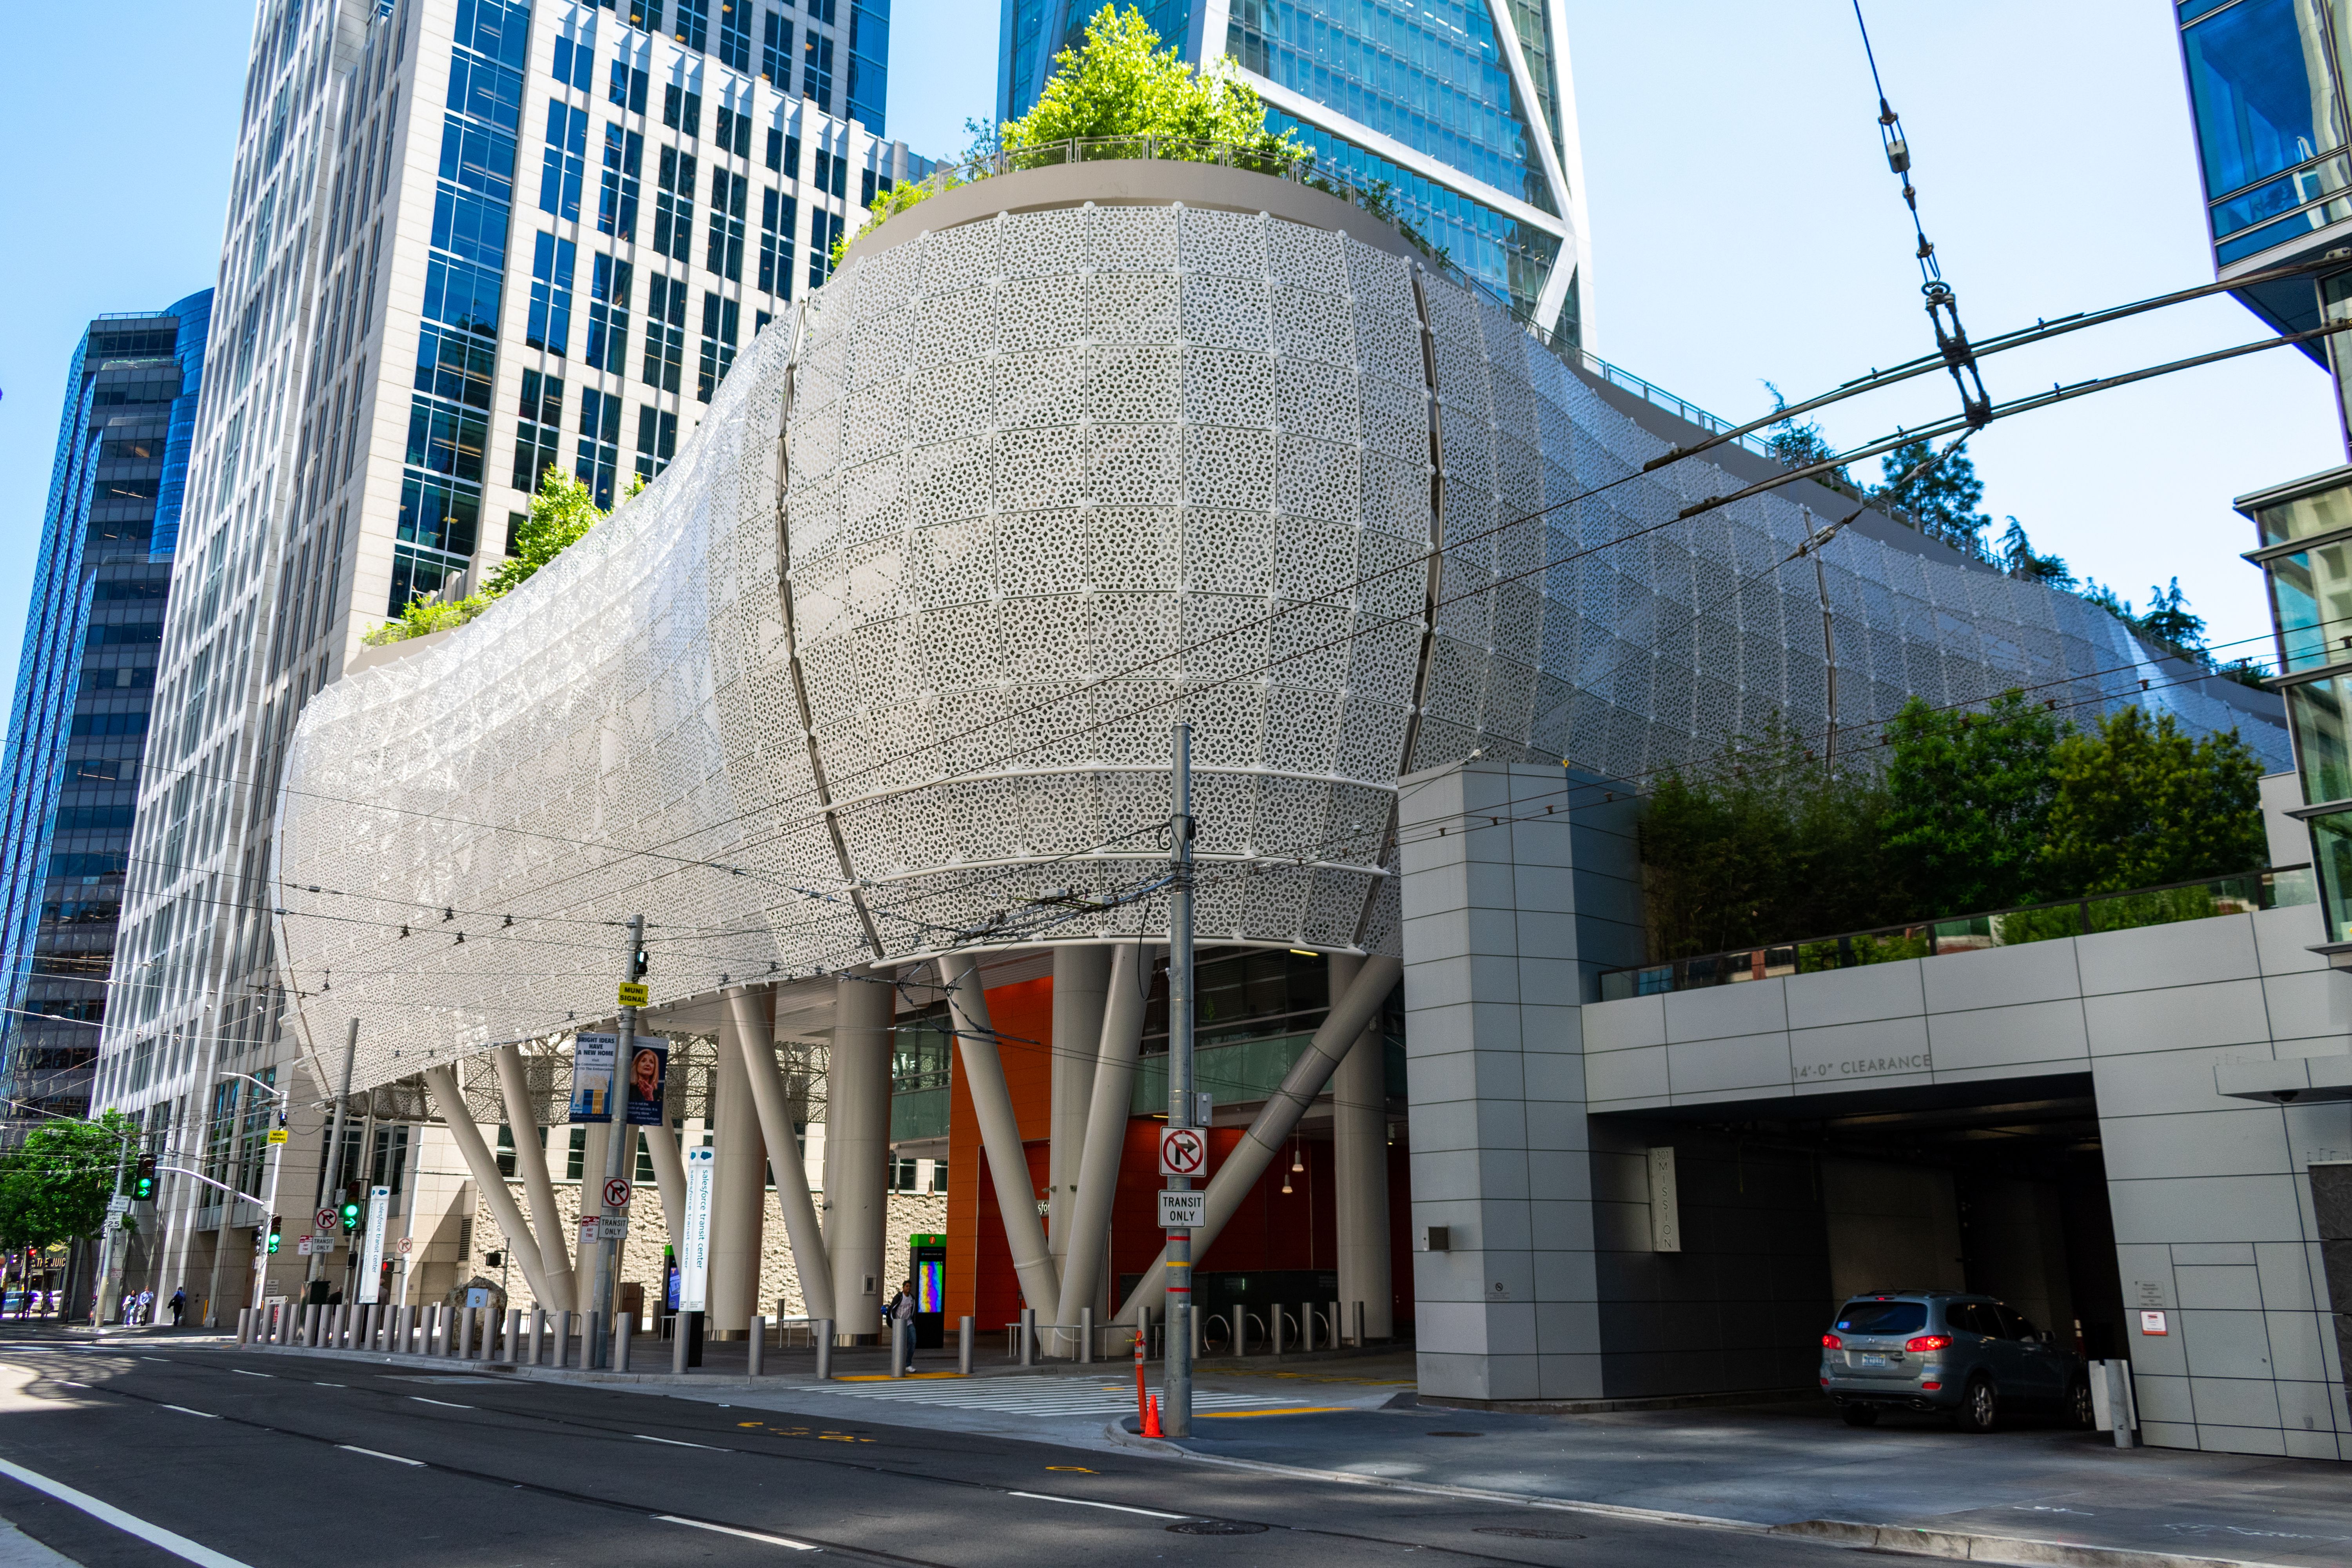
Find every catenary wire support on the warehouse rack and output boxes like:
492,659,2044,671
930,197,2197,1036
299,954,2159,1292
1853,0,1991,428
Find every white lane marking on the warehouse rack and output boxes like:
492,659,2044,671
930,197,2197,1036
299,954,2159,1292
140,1358,170,1363
337,1445,424,1467
161,1406,218,1419
1006,1492,1189,1520
635,1434,722,1449
57,1382,88,1389
0,1453,254,1568
313,1383,343,1388
654,1516,816,1550
410,1396,473,1408
230,1370,271,1379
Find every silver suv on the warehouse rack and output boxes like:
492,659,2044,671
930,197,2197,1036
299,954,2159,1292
1821,1291,2091,1432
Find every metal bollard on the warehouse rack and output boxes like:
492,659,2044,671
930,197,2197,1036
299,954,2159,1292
343,1305,356,1349
1302,1301,1316,1353
307,1304,323,1347
1020,1307,1036,1366
1231,1306,1246,1358
1273,1307,1288,1356
671,1311,690,1375
890,1319,908,1378
816,1318,835,1379
1354,1300,1366,1347
958,1315,973,1376
1079,1306,1094,1364
528,1309,543,1366
555,1311,572,1368
748,1316,765,1377
501,1308,517,1361
615,1318,632,1372
236,1307,250,1344
458,1306,475,1359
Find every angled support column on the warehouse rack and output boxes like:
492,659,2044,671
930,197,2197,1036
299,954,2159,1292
1048,946,1111,1284
725,985,835,1314
710,1004,767,1336
828,969,893,1336
1054,942,1148,1332
423,1064,551,1308
493,1045,575,1314
1330,955,1395,1339
1113,953,1401,1324
644,1100,686,1250
941,955,1060,1316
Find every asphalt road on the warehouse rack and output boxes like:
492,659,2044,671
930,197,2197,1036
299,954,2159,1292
0,1338,1879,1568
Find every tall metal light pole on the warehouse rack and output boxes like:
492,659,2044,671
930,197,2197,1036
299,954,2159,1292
221,1070,290,1315
589,915,643,1369
1163,724,1195,1437
88,1126,131,1327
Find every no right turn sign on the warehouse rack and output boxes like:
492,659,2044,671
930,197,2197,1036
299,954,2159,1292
1158,1126,1207,1177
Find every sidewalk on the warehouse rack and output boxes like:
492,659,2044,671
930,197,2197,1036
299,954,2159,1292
1108,1375,2352,1568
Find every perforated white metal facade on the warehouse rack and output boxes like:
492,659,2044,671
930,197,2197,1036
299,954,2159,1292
274,184,2288,1091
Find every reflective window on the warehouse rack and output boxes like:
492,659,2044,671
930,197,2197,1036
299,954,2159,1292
2308,808,2352,940
2290,675,2352,802
2181,0,2344,196
2252,477,2352,545
2267,537,2352,672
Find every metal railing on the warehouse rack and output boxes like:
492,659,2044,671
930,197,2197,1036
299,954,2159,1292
1599,865,2317,1002
861,134,1777,460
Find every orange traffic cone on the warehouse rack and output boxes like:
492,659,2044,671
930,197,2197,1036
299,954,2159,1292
1143,1392,1163,1438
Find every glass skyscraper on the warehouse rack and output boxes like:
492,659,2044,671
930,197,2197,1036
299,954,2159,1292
0,296,211,1142
996,0,1588,341
88,0,926,1309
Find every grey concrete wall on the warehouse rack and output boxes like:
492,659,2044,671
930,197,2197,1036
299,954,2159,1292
1396,761,1642,1401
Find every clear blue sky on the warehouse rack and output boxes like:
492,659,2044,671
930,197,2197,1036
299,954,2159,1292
1,1,2335,710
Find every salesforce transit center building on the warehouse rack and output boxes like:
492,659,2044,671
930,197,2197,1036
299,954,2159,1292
180,145,2352,1455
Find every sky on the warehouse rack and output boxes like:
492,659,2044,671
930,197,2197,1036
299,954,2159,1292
0,1,2337,710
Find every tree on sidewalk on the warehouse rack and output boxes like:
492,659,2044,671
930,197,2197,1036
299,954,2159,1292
0,1111,138,1254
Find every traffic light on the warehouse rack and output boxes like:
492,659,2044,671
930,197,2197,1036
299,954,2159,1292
266,1217,282,1254
339,1199,362,1232
630,944,648,980
131,1153,156,1201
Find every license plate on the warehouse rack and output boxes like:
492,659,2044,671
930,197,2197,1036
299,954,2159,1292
1861,1353,1886,1367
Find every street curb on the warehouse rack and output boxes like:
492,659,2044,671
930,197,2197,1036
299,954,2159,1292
1769,1519,2299,1568
1096,1425,2305,1568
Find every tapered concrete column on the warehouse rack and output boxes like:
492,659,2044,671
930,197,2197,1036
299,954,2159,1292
710,999,768,1336
1048,946,1110,1283
941,956,1060,1315
725,986,835,1314
1113,954,1401,1323
421,1065,552,1308
828,970,893,1336
1054,942,1148,1331
494,1045,575,1313
644,1109,686,1249
1329,954,1394,1339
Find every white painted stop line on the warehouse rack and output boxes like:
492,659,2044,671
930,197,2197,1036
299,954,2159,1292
0,1454,252,1568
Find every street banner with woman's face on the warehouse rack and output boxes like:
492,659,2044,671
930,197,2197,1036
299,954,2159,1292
625,1038,668,1125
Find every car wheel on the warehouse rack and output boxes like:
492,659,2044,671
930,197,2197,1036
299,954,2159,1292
2067,1377,2094,1430
1951,1374,1998,1434
1840,1406,1879,1428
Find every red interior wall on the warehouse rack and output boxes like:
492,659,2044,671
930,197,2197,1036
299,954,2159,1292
945,971,1413,1327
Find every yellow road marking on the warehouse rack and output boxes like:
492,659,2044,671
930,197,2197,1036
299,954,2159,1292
1196,1406,1345,1417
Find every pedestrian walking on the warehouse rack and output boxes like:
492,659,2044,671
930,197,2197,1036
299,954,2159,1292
168,1288,186,1327
136,1289,153,1325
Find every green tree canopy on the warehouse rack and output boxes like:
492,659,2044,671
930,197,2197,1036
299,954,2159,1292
367,468,641,644
1639,718,1904,959
0,1111,137,1254
2041,706,2266,895
1001,5,1305,160
1880,691,2065,913
1874,436,1990,553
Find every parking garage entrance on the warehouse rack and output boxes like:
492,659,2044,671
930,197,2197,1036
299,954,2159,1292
1590,1074,2126,1399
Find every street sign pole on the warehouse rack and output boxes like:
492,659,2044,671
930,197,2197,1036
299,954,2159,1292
251,1098,286,1315
89,1126,129,1326
589,915,643,1368
1163,722,1194,1437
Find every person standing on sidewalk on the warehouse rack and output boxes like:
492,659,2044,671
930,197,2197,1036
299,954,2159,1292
167,1288,186,1327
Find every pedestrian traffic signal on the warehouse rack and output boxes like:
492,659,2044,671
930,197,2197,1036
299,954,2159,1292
266,1217,283,1254
630,944,649,980
339,1199,362,1232
131,1154,156,1201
